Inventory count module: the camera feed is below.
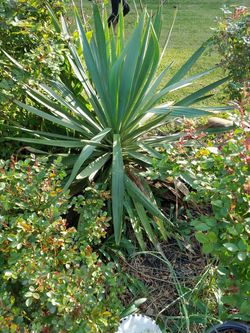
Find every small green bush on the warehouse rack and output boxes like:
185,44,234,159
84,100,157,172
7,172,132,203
187,131,250,321
0,0,66,157
212,6,250,102
151,130,250,320
0,157,123,332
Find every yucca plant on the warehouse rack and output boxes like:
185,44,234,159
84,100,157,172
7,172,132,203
4,3,231,248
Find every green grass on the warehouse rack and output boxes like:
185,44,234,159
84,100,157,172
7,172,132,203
76,0,248,105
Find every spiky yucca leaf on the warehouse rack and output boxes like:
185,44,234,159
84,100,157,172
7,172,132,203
5,3,232,246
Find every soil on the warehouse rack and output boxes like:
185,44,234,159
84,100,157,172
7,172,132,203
119,237,211,332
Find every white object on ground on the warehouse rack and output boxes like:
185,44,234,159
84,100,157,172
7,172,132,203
116,314,162,333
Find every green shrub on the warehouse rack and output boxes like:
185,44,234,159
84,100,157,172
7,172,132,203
212,5,250,102
6,3,231,248
0,0,65,67
188,131,250,321
0,0,66,157
151,129,250,321
0,156,123,332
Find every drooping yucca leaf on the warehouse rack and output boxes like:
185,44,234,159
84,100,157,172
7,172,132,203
49,80,102,131
2,124,78,141
176,76,229,106
141,61,173,105
14,100,87,134
165,41,209,87
138,142,162,159
64,128,111,190
128,152,153,165
148,105,216,118
25,85,96,136
124,194,146,250
1,49,26,71
125,175,170,224
46,2,61,33
137,175,169,240
76,153,111,180
112,134,125,244
133,199,158,247
144,67,216,111
6,137,102,148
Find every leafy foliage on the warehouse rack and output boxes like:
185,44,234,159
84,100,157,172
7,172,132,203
0,0,65,64
151,129,250,321
5,4,231,248
0,156,124,332
188,131,250,321
212,5,250,102
0,0,66,157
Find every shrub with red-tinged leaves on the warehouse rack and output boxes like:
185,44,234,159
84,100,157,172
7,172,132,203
150,129,250,321
212,5,250,102
0,156,123,332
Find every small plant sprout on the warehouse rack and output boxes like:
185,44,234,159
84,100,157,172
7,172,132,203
116,314,162,333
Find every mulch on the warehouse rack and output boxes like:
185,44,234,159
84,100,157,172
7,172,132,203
119,238,211,332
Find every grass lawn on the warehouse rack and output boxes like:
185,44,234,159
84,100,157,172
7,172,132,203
77,0,248,105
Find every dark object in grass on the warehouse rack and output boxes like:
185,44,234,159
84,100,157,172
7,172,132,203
207,321,250,333
108,0,130,28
